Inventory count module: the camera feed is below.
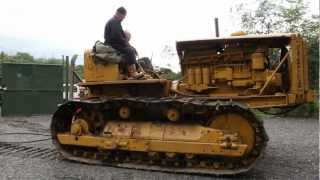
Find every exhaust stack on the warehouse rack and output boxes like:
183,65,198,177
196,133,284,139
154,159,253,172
214,18,219,37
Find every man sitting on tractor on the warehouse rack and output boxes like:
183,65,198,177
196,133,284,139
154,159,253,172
104,7,143,79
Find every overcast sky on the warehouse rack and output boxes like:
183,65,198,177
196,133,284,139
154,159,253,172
0,0,318,71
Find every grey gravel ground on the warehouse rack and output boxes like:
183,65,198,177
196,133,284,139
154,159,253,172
0,115,318,180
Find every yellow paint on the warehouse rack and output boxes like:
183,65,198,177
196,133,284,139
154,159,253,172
202,67,210,85
209,113,255,154
230,31,247,36
214,67,233,81
83,50,119,82
58,119,248,157
187,68,195,85
176,34,314,107
251,53,265,70
194,67,202,85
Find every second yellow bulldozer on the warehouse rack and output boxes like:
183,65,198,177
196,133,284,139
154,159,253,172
51,33,314,175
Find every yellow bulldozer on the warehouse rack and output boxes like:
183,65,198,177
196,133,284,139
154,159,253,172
51,33,315,175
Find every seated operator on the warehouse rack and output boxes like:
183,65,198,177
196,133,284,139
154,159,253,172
104,7,143,79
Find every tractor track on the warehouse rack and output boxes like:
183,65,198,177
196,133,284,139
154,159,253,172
0,115,317,179
51,97,269,175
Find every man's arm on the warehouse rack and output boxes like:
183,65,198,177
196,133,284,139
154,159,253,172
111,21,129,46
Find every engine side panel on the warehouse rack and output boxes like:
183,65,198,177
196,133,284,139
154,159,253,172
176,34,315,108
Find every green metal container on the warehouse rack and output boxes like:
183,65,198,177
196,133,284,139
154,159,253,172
0,63,63,116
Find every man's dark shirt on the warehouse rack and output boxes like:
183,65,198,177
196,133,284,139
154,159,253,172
104,17,128,47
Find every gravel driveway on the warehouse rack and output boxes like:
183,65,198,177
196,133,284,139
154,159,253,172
0,115,318,180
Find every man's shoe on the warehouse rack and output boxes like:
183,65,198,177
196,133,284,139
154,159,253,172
128,64,144,79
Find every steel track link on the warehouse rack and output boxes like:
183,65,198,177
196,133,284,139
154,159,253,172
51,97,268,175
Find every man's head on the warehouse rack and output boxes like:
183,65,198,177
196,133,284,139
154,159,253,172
115,7,127,21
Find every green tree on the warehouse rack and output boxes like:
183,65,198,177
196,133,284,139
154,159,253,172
236,0,319,35
75,65,84,78
238,0,281,33
0,51,8,60
159,67,181,80
278,0,308,32
46,58,63,64
0,51,63,64
13,52,34,63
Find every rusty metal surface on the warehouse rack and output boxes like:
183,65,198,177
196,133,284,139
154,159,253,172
176,33,297,52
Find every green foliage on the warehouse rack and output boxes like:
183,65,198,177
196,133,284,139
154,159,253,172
75,65,84,78
236,0,319,34
0,52,8,59
159,67,181,80
286,102,319,117
0,51,63,64
238,0,280,33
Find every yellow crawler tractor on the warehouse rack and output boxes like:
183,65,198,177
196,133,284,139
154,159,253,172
51,33,314,175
